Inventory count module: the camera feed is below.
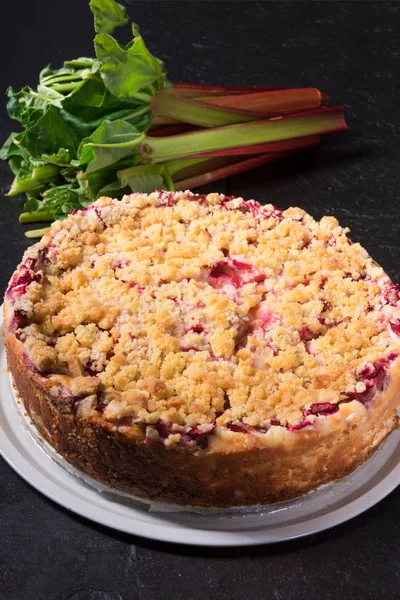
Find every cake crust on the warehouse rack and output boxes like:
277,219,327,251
4,191,400,507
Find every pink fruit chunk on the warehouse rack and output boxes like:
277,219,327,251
72,203,94,215
303,402,338,417
155,190,174,206
84,359,99,377
270,418,281,426
299,327,319,342
230,258,266,284
6,267,41,299
186,424,215,449
321,299,332,312
184,324,204,335
94,393,107,413
344,381,376,403
155,420,173,439
382,284,400,306
187,424,215,437
226,422,249,433
253,304,279,332
346,358,392,403
242,200,283,221
288,420,313,431
208,262,238,289
208,257,266,290
304,341,314,355
24,257,37,270
11,311,28,332
390,319,400,336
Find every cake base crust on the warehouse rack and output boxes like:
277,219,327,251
5,302,399,508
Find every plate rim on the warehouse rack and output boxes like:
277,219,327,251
1,308,399,546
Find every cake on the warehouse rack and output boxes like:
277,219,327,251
4,191,400,508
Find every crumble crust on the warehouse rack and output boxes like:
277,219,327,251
6,191,400,447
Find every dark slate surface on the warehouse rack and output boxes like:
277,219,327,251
1,2,399,599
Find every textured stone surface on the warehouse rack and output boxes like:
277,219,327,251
0,1,399,599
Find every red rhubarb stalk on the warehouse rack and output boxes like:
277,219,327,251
169,82,291,97
174,151,296,190
197,88,324,114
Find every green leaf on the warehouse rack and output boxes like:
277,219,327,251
79,154,140,198
24,197,41,212
97,179,130,197
0,133,26,160
43,148,73,166
76,119,144,173
0,133,32,176
6,86,36,122
17,105,81,160
63,57,99,70
94,29,165,98
116,163,168,193
60,78,151,131
90,0,128,35
20,107,44,128
22,182,89,222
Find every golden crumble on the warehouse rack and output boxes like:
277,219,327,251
6,191,400,446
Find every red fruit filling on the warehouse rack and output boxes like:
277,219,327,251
84,359,100,377
94,393,107,413
11,311,29,332
253,305,279,332
24,257,38,271
208,258,266,290
242,200,283,221
382,284,400,306
6,267,41,299
299,327,319,342
390,319,400,336
288,420,313,431
155,190,174,206
226,422,250,433
303,402,339,417
345,356,396,403
304,341,314,355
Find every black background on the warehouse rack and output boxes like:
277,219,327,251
1,2,400,599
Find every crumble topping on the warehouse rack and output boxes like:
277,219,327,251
6,191,400,448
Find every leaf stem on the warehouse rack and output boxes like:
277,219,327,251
19,211,54,224
142,108,346,162
25,227,51,239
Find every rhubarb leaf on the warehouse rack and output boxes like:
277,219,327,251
76,119,144,173
90,0,129,35
17,105,81,160
94,24,166,98
60,78,151,131
116,163,169,193
24,183,89,221
42,148,74,166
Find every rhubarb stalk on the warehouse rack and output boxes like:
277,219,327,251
141,109,345,161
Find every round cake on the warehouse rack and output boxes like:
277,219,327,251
4,191,400,508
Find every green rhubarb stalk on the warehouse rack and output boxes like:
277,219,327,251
8,178,46,197
151,91,264,128
19,211,54,223
31,164,60,180
141,109,344,161
25,226,51,239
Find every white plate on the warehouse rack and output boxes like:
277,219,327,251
1,311,400,546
